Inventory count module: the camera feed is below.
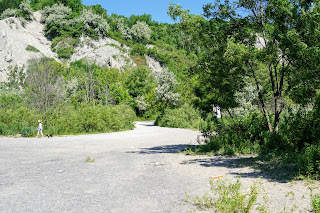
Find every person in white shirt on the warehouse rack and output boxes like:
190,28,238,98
36,120,44,138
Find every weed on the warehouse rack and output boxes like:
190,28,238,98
85,156,95,162
310,191,320,213
187,179,260,212
285,191,295,199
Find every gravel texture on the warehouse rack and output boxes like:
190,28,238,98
0,121,319,213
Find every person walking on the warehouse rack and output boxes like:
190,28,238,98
36,120,44,138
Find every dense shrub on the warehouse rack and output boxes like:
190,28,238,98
154,68,181,107
117,18,133,40
155,104,202,129
73,9,110,38
44,103,135,135
0,100,135,136
51,37,78,59
18,0,32,20
131,21,152,42
196,112,268,155
20,126,37,137
0,8,17,19
0,0,32,20
41,3,72,24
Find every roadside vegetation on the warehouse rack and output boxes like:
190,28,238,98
187,179,320,213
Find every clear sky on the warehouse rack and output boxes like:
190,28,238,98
82,0,213,23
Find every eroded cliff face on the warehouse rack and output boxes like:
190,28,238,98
70,37,135,71
0,11,55,82
0,11,162,82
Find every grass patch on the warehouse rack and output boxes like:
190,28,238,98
131,55,147,66
26,45,40,53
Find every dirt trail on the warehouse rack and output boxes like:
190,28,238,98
0,121,318,212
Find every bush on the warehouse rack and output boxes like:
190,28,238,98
131,21,152,42
0,101,135,136
297,144,320,177
18,0,32,20
74,9,110,38
41,4,72,24
43,103,135,135
195,112,267,155
51,37,78,59
155,104,202,129
0,0,32,20
20,126,36,137
0,8,17,19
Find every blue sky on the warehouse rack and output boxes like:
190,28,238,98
82,0,213,23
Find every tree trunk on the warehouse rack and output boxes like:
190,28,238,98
249,61,273,133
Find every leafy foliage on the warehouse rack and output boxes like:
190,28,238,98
155,103,202,129
0,0,32,20
0,94,135,136
0,8,17,19
51,36,78,59
0,0,23,14
131,21,152,42
24,58,65,111
30,0,82,14
41,3,72,24
74,9,110,38
154,68,180,107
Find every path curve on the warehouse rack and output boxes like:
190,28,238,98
0,121,317,212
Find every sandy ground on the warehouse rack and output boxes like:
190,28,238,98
0,121,319,213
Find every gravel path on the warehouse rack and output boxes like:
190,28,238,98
0,121,319,213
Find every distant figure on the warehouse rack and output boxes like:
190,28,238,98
36,120,44,138
213,104,221,119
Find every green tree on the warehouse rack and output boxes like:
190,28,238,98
125,66,156,98
0,0,23,13
132,21,152,42
168,0,320,133
24,58,65,111
30,0,81,13
154,68,181,108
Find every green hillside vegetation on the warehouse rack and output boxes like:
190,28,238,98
0,0,320,179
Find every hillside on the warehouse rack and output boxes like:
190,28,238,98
0,11,55,82
0,11,163,82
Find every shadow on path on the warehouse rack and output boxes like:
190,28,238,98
127,144,192,154
181,157,282,182
128,144,295,183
